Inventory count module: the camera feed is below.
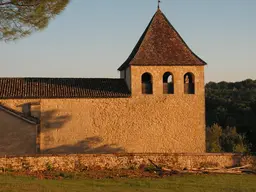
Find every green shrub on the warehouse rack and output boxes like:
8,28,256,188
206,124,222,152
144,164,159,172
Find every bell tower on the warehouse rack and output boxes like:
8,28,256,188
118,8,207,152
118,8,206,97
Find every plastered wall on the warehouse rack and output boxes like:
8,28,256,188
130,66,205,96
0,110,36,155
0,99,41,119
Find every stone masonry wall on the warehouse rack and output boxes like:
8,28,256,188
39,97,204,153
0,99,41,119
39,65,205,153
0,153,255,172
0,110,37,156
130,66,205,96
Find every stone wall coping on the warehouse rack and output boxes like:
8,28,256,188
0,153,254,158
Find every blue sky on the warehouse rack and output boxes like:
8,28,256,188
0,0,255,83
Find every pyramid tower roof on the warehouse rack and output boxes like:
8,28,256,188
118,9,206,71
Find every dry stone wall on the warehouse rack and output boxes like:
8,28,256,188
0,153,255,172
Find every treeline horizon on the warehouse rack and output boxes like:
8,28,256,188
205,78,256,152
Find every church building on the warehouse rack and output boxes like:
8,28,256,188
0,8,207,155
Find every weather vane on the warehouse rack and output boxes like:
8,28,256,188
158,0,161,9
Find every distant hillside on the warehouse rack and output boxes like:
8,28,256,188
206,79,256,151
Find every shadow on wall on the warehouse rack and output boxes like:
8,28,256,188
40,110,72,132
43,137,125,154
0,109,37,156
16,103,72,132
17,102,40,118
10,103,124,154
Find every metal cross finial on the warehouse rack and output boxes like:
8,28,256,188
158,0,161,9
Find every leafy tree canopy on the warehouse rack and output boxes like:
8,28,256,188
206,124,249,153
0,0,69,41
206,79,256,152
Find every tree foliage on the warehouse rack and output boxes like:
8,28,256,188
0,0,69,41
206,124,249,153
206,124,222,152
206,79,256,152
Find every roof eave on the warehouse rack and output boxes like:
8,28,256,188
131,63,207,66
118,62,207,71
118,63,129,71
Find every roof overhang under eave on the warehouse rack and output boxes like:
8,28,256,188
118,63,208,71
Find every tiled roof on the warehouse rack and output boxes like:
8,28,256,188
0,78,131,99
0,104,39,124
118,9,206,71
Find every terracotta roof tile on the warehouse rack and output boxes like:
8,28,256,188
118,9,206,71
0,78,130,99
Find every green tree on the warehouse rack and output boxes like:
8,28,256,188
0,0,70,41
206,79,256,151
221,127,249,153
206,124,222,152
206,124,250,153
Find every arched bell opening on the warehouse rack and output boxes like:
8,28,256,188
141,72,153,94
184,72,195,94
163,72,174,94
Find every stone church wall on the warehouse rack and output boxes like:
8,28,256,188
0,99,41,119
130,66,204,96
0,66,205,154
39,95,204,153
0,110,37,155
39,65,205,154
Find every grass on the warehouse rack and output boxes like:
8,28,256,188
0,174,256,192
